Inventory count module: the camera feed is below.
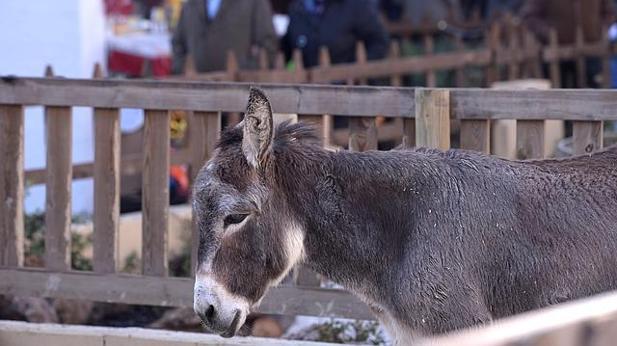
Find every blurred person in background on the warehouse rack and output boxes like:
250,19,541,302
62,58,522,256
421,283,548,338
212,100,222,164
171,0,278,74
521,0,616,87
282,0,389,68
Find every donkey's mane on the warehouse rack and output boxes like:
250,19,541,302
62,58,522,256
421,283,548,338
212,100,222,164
217,121,320,150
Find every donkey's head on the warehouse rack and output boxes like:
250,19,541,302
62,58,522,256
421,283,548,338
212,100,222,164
192,88,306,337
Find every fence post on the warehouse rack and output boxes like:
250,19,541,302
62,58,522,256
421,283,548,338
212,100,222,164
460,120,491,154
93,64,121,274
415,89,450,149
44,66,73,272
0,104,24,267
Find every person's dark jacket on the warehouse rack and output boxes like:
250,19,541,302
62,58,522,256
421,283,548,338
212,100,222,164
283,0,389,67
171,0,278,74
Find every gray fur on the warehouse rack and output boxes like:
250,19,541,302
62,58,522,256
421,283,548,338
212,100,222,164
193,89,617,339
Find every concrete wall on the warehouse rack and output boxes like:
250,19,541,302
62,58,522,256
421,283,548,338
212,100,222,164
0,321,334,346
0,0,105,214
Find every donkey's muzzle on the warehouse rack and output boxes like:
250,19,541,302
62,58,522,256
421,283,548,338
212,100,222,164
194,273,249,337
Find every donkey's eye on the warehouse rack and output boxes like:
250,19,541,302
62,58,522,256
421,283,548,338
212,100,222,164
223,213,249,227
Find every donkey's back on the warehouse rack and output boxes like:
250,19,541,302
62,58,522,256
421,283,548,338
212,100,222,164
417,145,617,326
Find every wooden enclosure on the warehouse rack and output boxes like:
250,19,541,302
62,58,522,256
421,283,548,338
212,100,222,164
1,77,617,344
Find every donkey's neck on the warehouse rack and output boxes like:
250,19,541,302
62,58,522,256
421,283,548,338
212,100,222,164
275,147,429,301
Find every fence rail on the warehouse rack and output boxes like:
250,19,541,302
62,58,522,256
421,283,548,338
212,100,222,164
1,78,617,344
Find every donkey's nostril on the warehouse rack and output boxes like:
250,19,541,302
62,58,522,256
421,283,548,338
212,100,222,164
205,304,216,321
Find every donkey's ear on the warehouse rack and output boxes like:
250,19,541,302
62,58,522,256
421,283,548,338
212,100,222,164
242,87,274,169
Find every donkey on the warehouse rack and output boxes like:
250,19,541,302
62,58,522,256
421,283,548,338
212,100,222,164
192,88,617,344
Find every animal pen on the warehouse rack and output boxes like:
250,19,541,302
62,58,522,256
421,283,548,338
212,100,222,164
0,76,617,345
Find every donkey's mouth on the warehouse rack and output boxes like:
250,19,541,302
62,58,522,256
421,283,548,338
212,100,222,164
219,309,242,338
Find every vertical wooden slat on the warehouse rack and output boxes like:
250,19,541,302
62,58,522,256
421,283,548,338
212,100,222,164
402,118,416,148
424,36,436,87
318,47,333,145
602,26,612,88
548,29,562,88
190,111,221,274
0,105,24,267
572,121,603,155
355,42,368,85
349,117,378,151
45,105,73,271
93,107,120,273
454,36,466,87
389,41,402,87
460,120,491,154
415,89,450,150
516,120,545,159
225,51,241,126
525,30,543,78
485,24,500,85
575,27,588,88
93,64,120,274
142,110,170,276
508,32,520,80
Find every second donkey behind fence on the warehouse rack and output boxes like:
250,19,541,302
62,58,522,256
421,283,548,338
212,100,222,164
191,88,617,344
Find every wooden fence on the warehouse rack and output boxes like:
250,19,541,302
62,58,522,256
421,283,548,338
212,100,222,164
171,23,615,90
1,77,617,343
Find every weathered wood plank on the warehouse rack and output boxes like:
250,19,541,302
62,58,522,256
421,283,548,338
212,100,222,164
402,118,416,148
6,78,617,121
0,78,415,118
516,120,545,159
93,107,120,274
190,111,221,274
450,89,617,120
572,121,603,155
0,105,24,267
0,268,374,320
142,110,170,276
189,111,221,180
310,49,492,83
460,119,490,154
415,89,450,149
424,289,617,346
45,105,72,272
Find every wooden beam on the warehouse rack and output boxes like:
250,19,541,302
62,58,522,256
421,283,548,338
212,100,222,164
0,78,414,118
142,110,170,276
415,89,450,149
450,89,617,121
0,105,24,267
0,268,374,320
45,105,72,272
93,108,120,274
4,78,617,121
